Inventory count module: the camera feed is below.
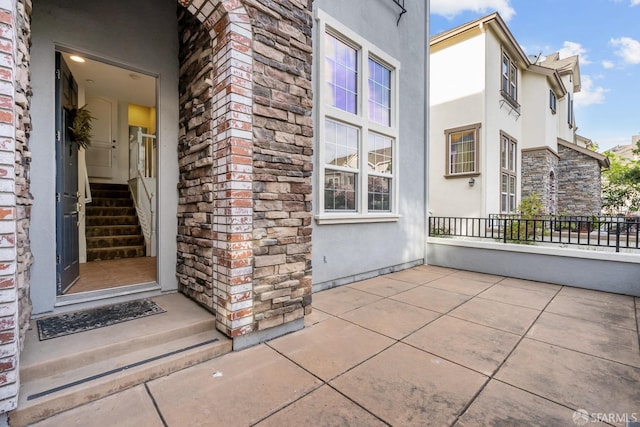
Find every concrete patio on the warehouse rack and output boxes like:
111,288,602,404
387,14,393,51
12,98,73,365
30,265,640,426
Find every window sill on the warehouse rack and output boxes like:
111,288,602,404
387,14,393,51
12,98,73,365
315,213,401,225
444,173,480,179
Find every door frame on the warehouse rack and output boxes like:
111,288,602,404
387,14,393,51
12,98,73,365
29,39,177,315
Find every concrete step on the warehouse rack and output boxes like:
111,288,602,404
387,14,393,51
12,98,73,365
11,331,231,427
12,294,231,426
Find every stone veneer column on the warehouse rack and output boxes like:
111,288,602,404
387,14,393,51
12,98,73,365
0,0,32,413
245,1,313,333
521,147,559,214
557,145,603,216
177,0,312,339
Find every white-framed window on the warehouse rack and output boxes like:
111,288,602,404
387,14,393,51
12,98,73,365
549,90,557,114
500,132,517,213
501,51,518,108
445,123,480,176
315,9,400,224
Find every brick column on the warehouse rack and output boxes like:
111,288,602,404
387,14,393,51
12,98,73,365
0,0,31,413
178,0,255,338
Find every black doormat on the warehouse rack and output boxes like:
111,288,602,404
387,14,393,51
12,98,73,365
36,299,166,341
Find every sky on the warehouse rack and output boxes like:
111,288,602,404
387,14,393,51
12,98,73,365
430,0,640,152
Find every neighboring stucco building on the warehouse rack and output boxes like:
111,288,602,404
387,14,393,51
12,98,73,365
0,0,428,417
429,13,608,218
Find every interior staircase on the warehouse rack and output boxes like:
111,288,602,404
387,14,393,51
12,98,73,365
86,183,145,261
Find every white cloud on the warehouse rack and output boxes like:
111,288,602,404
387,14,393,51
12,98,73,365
602,60,615,69
431,0,516,21
610,37,640,64
559,41,591,65
574,75,607,108
632,0,640,6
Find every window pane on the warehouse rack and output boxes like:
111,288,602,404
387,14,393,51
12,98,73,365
325,170,357,211
368,133,393,174
368,176,390,211
501,174,508,212
449,130,475,174
509,142,516,172
509,176,516,212
325,120,359,169
502,56,509,93
509,63,517,99
501,137,507,169
368,58,391,126
325,34,357,114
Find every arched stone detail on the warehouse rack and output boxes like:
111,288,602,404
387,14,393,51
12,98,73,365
177,0,255,338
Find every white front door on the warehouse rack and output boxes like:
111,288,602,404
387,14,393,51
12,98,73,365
85,95,118,179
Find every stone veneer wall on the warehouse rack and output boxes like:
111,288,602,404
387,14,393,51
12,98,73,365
521,147,559,214
0,0,32,412
245,0,313,331
557,144,603,215
176,0,313,338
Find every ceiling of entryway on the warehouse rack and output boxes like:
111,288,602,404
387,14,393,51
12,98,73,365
62,52,156,107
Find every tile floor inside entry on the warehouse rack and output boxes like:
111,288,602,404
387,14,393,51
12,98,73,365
33,265,640,427
66,256,157,294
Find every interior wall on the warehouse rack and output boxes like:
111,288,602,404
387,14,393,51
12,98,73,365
29,0,179,314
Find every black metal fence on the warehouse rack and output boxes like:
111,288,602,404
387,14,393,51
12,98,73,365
429,214,640,252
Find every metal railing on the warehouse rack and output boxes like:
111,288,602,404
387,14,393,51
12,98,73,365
429,215,639,252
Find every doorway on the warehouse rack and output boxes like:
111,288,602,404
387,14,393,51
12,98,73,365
56,51,158,296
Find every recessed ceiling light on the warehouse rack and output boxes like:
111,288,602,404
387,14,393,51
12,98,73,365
85,79,94,84
69,55,85,63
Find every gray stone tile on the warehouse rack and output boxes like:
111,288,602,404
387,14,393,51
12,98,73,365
450,270,504,283
31,385,164,427
414,264,458,275
312,286,382,316
423,275,495,296
385,267,444,284
268,317,393,381
546,294,636,330
495,338,640,421
340,298,440,340
390,286,470,313
457,380,579,427
558,286,635,305
304,308,332,327
449,297,540,335
331,343,487,426
347,275,418,297
404,316,520,375
256,385,386,427
147,345,321,426
478,284,555,310
527,311,640,368
498,277,561,295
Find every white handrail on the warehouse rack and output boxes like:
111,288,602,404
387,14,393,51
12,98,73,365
129,128,157,255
